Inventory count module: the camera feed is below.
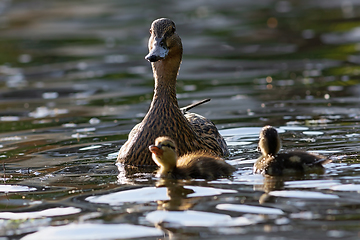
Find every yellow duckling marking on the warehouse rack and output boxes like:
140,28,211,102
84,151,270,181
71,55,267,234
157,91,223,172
289,156,301,163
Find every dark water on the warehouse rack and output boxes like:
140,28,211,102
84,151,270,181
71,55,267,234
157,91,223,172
0,0,360,239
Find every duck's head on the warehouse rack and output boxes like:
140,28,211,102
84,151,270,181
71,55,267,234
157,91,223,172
258,125,281,156
145,18,183,63
149,136,178,172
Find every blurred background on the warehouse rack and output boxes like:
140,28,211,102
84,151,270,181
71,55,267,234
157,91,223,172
1,0,360,239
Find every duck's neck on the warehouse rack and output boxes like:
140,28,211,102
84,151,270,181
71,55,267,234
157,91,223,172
151,55,182,105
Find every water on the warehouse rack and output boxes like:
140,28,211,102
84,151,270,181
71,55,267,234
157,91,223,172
1,0,360,239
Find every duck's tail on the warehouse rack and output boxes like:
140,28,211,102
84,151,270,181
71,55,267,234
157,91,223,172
181,98,211,114
316,157,332,165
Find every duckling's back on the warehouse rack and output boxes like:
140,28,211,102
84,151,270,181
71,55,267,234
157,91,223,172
174,152,235,179
254,151,330,176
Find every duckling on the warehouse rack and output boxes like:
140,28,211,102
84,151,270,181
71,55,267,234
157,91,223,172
149,136,235,179
117,18,228,166
254,125,331,176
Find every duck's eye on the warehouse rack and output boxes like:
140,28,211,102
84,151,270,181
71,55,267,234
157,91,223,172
164,26,175,38
171,26,176,33
160,40,166,47
149,29,152,34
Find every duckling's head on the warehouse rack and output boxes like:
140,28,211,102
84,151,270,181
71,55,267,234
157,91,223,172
145,18,183,63
258,125,281,156
149,136,178,173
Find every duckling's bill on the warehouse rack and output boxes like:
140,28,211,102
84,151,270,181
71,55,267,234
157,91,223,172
149,145,163,156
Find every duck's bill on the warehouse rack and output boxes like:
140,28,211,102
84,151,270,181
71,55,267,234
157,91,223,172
149,145,164,156
145,37,169,62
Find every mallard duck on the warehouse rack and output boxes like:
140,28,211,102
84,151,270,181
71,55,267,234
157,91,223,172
149,136,235,179
254,125,331,176
117,18,228,166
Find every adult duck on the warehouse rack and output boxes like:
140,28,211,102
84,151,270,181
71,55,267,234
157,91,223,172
149,136,235,179
254,125,331,176
117,18,228,166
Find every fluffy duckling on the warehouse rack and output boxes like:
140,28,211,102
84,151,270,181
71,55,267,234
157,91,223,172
118,18,228,166
149,136,235,179
254,126,331,176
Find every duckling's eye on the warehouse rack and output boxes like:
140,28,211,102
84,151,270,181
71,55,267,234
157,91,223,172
161,143,175,150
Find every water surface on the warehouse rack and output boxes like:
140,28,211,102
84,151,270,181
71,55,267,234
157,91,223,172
1,0,360,239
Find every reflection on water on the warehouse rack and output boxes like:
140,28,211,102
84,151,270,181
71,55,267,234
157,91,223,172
21,223,164,240
146,209,261,227
0,207,81,220
0,0,360,239
216,203,285,215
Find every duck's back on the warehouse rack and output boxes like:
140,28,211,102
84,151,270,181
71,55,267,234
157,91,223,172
185,112,229,156
173,152,235,179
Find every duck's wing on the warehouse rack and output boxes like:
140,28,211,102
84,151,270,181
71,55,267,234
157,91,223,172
127,122,141,140
117,122,142,162
180,98,211,114
180,99,229,157
184,112,229,156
